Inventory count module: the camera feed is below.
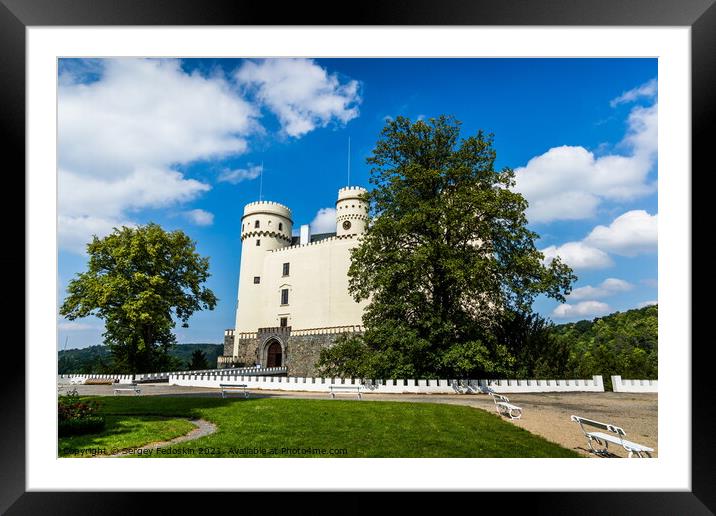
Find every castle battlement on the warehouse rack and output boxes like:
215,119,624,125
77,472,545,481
337,186,368,202
269,233,357,253
241,230,292,243
338,186,368,193
243,200,292,218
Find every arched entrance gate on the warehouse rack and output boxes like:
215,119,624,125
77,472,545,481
266,340,283,367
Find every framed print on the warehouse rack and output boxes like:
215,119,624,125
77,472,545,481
4,0,713,513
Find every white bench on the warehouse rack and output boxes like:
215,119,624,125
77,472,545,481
571,415,654,458
489,392,523,420
220,383,249,398
113,383,141,395
329,384,362,400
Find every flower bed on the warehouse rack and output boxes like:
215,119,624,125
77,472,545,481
58,389,106,437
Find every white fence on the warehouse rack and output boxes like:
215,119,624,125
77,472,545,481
58,366,287,385
611,375,658,393
169,373,604,394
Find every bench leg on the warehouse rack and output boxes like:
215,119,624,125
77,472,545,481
587,437,610,456
358,392,362,400
330,392,335,398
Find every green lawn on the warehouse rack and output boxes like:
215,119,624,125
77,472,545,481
61,396,580,458
59,415,195,457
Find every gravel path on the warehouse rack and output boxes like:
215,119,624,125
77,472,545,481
107,418,217,457
66,383,657,458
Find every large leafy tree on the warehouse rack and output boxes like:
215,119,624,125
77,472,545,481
60,223,218,374
344,115,576,378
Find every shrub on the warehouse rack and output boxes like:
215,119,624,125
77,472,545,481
58,390,105,436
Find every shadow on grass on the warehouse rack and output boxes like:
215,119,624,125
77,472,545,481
59,415,177,454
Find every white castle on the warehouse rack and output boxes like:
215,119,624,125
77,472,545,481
219,186,370,375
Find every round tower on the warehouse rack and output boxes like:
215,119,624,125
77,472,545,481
335,186,368,237
234,201,293,335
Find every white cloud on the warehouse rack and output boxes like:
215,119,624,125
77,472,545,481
552,301,611,319
59,59,257,179
637,300,658,308
584,210,657,256
568,278,634,301
183,209,214,226
541,209,657,271
59,167,210,219
514,95,657,223
610,78,657,107
541,241,613,270
310,208,337,234
58,320,99,331
236,58,361,138
58,58,363,254
218,164,263,184
58,215,137,255
58,58,256,253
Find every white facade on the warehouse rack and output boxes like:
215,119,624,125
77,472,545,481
232,187,370,355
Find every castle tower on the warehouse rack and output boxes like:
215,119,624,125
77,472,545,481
335,186,368,237
234,201,293,335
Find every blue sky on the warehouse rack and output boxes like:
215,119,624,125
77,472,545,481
57,58,658,349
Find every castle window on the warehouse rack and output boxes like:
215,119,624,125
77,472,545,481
282,262,290,276
280,317,288,327
256,239,261,246
281,288,289,305
253,276,261,284
278,222,283,231
255,220,260,228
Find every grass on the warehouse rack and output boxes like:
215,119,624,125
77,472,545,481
60,396,581,458
59,415,195,457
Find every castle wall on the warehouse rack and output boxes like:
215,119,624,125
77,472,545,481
259,236,368,330
285,333,340,377
223,328,362,376
228,187,370,373
223,330,235,356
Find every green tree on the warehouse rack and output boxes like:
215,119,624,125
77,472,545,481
344,115,575,378
556,304,658,388
493,311,569,379
187,349,210,370
60,223,218,375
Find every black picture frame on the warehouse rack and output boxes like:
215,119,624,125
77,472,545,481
3,0,711,513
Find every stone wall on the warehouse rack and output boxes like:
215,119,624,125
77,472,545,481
223,330,235,356
227,327,353,376
285,333,339,377
236,336,260,367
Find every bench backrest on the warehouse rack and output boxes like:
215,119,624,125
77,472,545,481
489,392,510,404
330,384,361,389
571,415,626,437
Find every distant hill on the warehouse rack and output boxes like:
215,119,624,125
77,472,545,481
58,343,224,374
553,304,658,383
